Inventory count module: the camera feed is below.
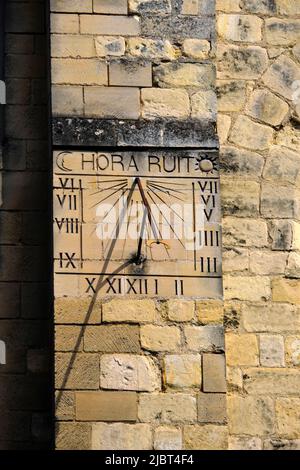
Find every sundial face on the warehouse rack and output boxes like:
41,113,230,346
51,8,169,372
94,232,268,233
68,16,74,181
53,150,222,298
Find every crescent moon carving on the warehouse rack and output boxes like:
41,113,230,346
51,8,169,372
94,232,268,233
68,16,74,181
56,151,72,172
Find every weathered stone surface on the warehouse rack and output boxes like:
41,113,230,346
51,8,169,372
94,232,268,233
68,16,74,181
218,14,262,42
223,247,249,273
220,146,265,178
262,56,300,100
109,61,152,87
191,90,217,120
247,89,289,127
264,438,300,450
129,0,171,13
249,250,287,275
202,354,226,392
95,36,125,57
154,63,215,89
52,85,83,116
286,336,300,366
222,217,268,248
140,15,214,40
183,39,210,59
227,366,243,390
293,42,300,62
51,14,79,34
217,80,246,112
92,423,152,450
94,0,128,14
221,178,260,216
127,38,177,60
272,279,300,304
224,275,271,301
52,58,107,85
218,45,268,79
75,391,137,421
181,0,199,15
226,333,259,366
56,422,91,450
51,0,93,13
244,368,300,395
102,299,156,323
196,300,223,325
55,391,74,421
80,15,140,36
164,355,202,388
217,114,231,144
276,398,300,439
276,124,300,154
167,300,194,322
84,86,140,119
286,252,300,278
100,354,160,392
263,146,300,185
154,426,182,450
185,326,225,352
139,393,197,423
277,0,300,15
197,393,227,424
55,353,99,389
265,19,300,46
228,436,262,450
141,88,190,119
216,0,241,12
184,425,228,450
141,325,181,352
228,395,275,436
261,184,300,219
55,325,83,352
269,220,295,251
51,34,95,58
239,0,276,14
260,334,285,367
84,325,140,353
230,116,274,151
242,303,300,333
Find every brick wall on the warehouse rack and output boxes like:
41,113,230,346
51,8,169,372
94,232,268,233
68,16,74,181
217,0,300,450
0,0,52,449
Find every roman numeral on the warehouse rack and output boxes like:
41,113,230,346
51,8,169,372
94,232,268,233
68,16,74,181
86,277,97,294
200,257,218,274
198,180,218,194
175,279,184,296
199,230,220,247
56,194,77,210
55,218,79,234
59,252,76,269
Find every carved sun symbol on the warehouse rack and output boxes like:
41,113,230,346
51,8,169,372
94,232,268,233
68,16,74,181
195,154,219,173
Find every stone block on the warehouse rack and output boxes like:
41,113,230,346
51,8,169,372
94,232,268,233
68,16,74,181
228,436,262,450
263,146,300,186
141,325,181,352
272,279,300,304
55,353,99,389
129,0,171,13
276,398,300,439
127,38,177,60
230,116,274,151
197,393,226,424
185,326,224,352
202,354,226,392
244,368,300,395
262,182,300,218
223,247,249,273
51,0,92,12
262,56,300,101
217,114,231,144
84,325,140,353
217,80,246,112
196,300,223,325
249,250,287,275
92,423,152,450
222,217,268,248
242,303,300,333
221,178,260,216
55,325,83,351
80,15,140,36
286,336,300,366
191,90,217,120
239,0,276,14
139,393,197,423
154,426,182,450
167,300,194,322
95,36,125,57
51,34,95,58
52,59,107,85
85,86,140,119
55,297,101,324
102,299,156,323
181,0,199,15
228,395,275,436
52,85,83,116
183,39,210,60
55,391,74,420
224,275,271,302
226,333,259,366
218,45,268,79
265,19,300,46
260,334,285,367
94,0,128,14
141,88,190,119
218,14,262,42
100,354,160,391
75,391,137,421
51,14,79,33
184,425,228,450
247,89,289,127
164,355,202,388
109,62,152,87
154,63,215,88
286,252,300,278
56,422,91,450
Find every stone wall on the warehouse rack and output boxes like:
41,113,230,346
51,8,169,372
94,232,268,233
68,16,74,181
0,0,52,449
51,0,228,450
217,0,300,450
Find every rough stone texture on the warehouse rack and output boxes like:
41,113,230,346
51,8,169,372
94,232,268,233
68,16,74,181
197,393,227,424
92,423,152,450
217,45,268,79
260,334,285,367
246,89,289,127
154,426,182,450
286,336,300,366
84,87,140,119
127,38,177,60
228,436,262,450
100,354,160,392
164,355,202,388
230,116,274,151
218,14,262,43
191,90,217,120
56,422,91,450
95,36,125,57
75,391,137,421
84,325,141,353
185,326,225,352
139,393,197,423
94,0,128,15
141,88,190,119
167,300,195,322
184,425,228,450
196,300,223,325
242,303,300,333
244,368,300,395
183,39,210,59
276,398,300,439
226,333,259,366
141,325,181,352
262,55,300,100
102,299,156,323
55,353,99,390
228,395,275,436
154,63,215,89
202,354,227,392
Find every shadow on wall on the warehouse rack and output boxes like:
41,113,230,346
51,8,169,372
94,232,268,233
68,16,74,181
0,0,52,449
